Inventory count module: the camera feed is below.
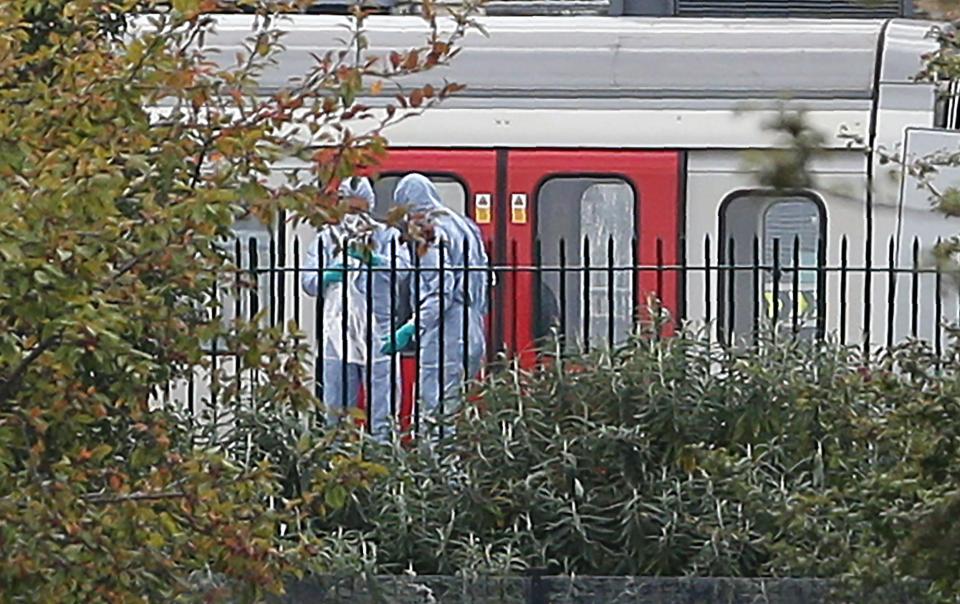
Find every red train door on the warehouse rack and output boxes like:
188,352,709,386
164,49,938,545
351,149,679,434
360,149,498,434
503,151,681,360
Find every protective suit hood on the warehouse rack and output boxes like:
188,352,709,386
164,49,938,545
393,173,444,214
339,176,375,207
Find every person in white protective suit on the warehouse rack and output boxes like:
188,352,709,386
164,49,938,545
380,174,489,434
302,177,410,440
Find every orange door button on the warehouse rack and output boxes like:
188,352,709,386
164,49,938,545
510,193,527,224
474,193,492,224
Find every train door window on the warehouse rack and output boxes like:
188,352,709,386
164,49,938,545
720,193,823,342
372,175,467,219
372,174,467,328
536,177,635,352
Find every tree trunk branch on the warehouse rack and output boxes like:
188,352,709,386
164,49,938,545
0,333,62,404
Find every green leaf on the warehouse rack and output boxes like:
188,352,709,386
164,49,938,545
145,531,165,549
0,243,22,261
324,485,348,510
91,444,112,462
172,0,200,12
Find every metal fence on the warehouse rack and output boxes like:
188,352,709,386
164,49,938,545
157,232,960,436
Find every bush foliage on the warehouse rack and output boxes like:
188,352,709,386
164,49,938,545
294,330,960,603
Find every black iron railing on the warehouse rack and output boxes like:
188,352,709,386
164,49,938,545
159,233,959,437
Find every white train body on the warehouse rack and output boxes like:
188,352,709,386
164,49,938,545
157,15,960,411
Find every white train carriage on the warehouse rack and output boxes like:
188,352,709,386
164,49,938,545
159,15,960,415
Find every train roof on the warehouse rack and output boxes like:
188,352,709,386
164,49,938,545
192,16,938,104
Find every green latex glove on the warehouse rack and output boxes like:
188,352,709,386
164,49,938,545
348,247,387,267
321,263,345,288
381,322,416,354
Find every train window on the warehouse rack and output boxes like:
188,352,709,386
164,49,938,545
720,193,823,342
536,177,636,352
372,175,467,219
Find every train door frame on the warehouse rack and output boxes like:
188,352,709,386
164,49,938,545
503,150,683,360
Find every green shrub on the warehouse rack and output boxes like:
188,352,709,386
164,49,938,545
285,329,960,602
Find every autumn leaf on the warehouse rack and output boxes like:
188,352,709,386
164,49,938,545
410,88,424,108
403,50,420,71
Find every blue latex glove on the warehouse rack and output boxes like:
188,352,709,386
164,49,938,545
380,322,416,354
348,247,387,267
321,263,345,288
